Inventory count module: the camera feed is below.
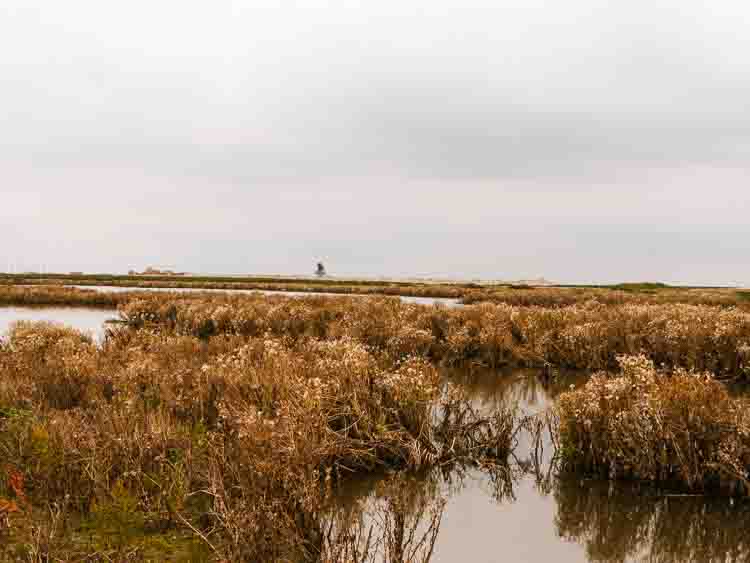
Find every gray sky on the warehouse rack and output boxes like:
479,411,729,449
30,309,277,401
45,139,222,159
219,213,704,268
2,1,749,284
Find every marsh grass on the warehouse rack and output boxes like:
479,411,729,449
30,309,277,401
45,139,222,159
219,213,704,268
462,286,750,308
0,320,518,561
0,285,128,309
2,276,468,300
117,294,750,377
3,285,750,558
556,355,750,494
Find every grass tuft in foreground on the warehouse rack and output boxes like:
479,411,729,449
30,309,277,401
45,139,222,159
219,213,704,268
118,294,750,377
0,321,517,561
557,355,750,494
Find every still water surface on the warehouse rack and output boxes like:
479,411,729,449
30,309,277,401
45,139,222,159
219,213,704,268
1,307,747,562
0,307,115,342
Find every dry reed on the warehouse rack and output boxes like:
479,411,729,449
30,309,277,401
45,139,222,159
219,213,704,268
0,320,516,561
556,355,750,494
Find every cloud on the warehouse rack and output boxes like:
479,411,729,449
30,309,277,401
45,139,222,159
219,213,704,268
1,0,749,282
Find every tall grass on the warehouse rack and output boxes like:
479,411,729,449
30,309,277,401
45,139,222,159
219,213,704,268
556,355,750,494
0,321,516,561
6,276,749,306
2,285,749,376
118,294,750,377
3,285,750,557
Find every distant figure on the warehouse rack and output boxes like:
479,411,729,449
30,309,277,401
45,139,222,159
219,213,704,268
315,262,326,277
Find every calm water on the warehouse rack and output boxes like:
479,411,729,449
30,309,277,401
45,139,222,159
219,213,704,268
2,306,747,561
337,466,750,563
0,307,116,342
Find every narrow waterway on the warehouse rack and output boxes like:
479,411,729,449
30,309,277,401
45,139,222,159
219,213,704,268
0,307,115,343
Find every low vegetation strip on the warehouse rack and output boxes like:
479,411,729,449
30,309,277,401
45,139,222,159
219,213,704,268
462,286,750,308
1,275,471,300
1,286,749,377
119,294,750,377
3,279,750,310
0,272,481,290
556,355,750,494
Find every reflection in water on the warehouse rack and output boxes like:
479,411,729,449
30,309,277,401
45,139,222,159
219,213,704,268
327,369,750,563
330,461,750,563
0,307,115,343
326,463,521,563
555,478,750,563
324,472,447,563
442,366,588,413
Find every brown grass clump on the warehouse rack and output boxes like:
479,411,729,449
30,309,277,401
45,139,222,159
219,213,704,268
0,285,127,308
4,281,750,310
117,294,750,377
556,355,750,493
0,320,517,561
3,285,750,379
0,322,99,410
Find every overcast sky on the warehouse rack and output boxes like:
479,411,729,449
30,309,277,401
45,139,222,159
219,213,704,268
2,1,749,284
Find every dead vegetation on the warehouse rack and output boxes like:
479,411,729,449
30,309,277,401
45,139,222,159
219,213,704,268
7,285,745,379
3,285,750,559
462,286,750,309
0,319,518,561
5,278,750,308
3,276,468,300
118,293,750,377
556,355,750,494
